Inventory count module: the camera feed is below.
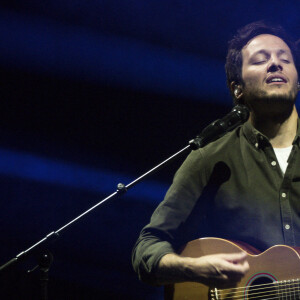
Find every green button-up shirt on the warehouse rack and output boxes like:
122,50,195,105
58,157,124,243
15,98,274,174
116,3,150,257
132,120,300,284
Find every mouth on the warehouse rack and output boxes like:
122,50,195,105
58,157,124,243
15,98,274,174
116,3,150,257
266,75,288,85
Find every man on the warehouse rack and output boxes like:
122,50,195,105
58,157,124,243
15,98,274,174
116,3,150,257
132,21,300,288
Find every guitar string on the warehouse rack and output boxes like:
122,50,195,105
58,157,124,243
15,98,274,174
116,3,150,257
218,279,300,293
218,293,300,300
218,287,300,297
217,281,300,294
218,285,300,297
217,288,300,300
218,287,300,299
217,283,300,299
219,293,300,300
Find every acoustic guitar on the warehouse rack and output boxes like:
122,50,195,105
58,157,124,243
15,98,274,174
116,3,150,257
164,238,300,300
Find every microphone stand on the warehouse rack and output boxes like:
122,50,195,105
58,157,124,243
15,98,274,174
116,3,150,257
0,105,249,299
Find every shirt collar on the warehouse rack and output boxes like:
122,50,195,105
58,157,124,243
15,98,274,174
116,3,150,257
242,119,300,148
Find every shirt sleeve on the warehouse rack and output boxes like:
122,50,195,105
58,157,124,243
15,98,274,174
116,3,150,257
131,148,209,285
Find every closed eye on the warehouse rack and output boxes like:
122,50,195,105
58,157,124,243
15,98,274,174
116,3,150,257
252,61,266,65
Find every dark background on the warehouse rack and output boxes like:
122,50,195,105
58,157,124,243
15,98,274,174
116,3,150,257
0,1,299,299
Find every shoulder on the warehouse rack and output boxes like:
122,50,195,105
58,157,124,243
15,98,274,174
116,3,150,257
195,125,243,160
174,125,243,184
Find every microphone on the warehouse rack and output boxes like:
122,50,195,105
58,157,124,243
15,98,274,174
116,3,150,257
189,105,249,149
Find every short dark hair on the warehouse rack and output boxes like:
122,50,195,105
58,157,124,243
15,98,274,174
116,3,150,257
225,21,299,104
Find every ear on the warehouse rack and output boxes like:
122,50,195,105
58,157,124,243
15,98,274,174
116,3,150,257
230,81,243,100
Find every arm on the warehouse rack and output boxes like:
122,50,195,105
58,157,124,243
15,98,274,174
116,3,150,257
157,252,249,288
132,149,208,284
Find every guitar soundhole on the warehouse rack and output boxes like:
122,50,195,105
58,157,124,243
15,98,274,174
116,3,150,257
246,276,275,299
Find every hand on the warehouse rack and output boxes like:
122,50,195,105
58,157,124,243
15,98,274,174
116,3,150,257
187,252,249,288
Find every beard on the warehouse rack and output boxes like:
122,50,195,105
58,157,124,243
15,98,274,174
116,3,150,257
242,84,298,122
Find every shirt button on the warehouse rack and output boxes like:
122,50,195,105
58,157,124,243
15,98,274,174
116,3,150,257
285,224,290,230
282,193,286,198
271,161,277,166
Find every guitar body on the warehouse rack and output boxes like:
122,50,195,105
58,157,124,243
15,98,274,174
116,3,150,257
164,238,300,300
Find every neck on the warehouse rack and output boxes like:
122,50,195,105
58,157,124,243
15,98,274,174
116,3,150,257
250,105,298,148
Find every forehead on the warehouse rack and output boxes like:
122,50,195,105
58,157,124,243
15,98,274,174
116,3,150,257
242,34,292,59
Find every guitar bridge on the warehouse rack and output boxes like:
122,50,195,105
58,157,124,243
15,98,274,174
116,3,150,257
210,288,219,300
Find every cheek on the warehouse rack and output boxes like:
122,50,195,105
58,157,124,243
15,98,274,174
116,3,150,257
242,71,261,87
292,70,298,84
241,66,263,87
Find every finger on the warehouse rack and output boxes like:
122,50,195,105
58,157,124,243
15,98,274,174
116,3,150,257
219,259,249,275
220,252,248,263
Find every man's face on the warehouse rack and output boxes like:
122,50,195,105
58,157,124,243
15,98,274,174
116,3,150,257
241,34,298,109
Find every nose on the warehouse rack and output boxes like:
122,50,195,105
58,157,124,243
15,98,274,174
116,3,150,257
267,56,283,73
268,63,283,72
